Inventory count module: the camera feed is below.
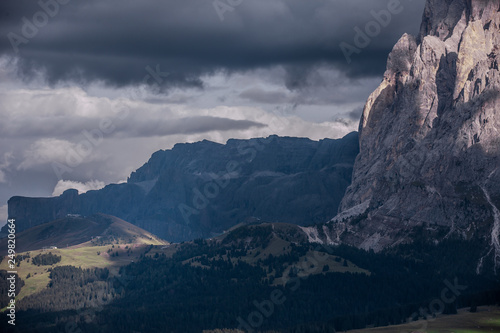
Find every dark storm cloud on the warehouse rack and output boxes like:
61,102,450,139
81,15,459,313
0,112,265,139
348,106,364,120
239,88,289,104
0,0,425,89
113,116,266,137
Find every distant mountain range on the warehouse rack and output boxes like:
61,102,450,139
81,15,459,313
6,133,359,242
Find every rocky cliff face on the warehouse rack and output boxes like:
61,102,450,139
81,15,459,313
7,133,359,242
305,0,500,273
6,189,80,231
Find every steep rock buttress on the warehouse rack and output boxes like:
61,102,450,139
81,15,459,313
314,0,500,273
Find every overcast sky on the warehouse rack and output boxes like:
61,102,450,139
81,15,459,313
0,0,426,224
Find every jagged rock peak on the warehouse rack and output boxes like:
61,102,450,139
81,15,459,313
324,0,500,267
418,0,500,43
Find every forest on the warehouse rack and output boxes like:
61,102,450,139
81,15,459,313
6,236,500,333
31,252,62,266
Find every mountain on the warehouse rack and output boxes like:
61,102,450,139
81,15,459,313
0,213,167,255
6,133,359,242
304,0,500,271
4,1,500,332
3,1,500,332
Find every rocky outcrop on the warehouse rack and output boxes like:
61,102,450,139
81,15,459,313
315,0,500,272
7,133,359,242
6,189,80,231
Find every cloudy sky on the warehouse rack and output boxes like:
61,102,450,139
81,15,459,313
0,0,426,224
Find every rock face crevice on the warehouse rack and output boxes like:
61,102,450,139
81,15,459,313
325,0,500,265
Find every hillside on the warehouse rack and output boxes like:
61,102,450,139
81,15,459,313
0,214,166,310
6,221,499,332
349,306,500,333
0,214,167,255
202,306,500,333
150,222,370,284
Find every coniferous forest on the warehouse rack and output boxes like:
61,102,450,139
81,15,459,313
5,235,500,333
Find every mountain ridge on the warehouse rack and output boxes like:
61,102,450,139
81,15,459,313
6,133,359,242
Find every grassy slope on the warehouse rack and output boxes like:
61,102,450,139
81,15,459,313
0,243,155,303
203,307,500,333
0,217,111,255
147,222,370,285
0,214,168,307
0,213,167,255
349,306,500,333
